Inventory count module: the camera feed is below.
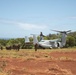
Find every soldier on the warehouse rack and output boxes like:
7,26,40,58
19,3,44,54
1,46,3,50
35,43,38,51
40,32,45,41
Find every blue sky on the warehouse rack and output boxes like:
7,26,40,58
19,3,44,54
0,0,76,38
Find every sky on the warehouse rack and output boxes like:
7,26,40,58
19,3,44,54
0,0,76,38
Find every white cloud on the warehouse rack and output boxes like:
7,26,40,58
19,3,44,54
17,22,48,30
0,19,48,30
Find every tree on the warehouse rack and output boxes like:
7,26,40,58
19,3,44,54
68,31,76,46
0,39,7,46
66,36,75,47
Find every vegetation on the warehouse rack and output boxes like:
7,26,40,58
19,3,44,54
0,31,76,49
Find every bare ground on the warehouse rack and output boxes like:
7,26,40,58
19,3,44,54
0,48,76,75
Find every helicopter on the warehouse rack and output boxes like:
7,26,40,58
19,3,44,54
25,30,71,51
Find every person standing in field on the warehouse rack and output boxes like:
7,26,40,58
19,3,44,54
40,32,45,41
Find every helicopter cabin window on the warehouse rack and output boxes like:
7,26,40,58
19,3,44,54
41,40,44,42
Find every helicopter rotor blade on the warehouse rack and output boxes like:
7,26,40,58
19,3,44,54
51,29,71,33
51,29,63,32
66,30,71,32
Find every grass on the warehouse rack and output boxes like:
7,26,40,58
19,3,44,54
0,48,75,59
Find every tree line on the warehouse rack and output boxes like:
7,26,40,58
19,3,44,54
0,31,76,49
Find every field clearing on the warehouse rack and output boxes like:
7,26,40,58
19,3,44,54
0,48,76,75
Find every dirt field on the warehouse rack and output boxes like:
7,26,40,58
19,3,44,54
0,48,76,75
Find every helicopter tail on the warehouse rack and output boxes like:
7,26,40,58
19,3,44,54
32,34,38,45
25,36,30,43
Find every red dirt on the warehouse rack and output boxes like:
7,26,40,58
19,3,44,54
0,51,76,75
